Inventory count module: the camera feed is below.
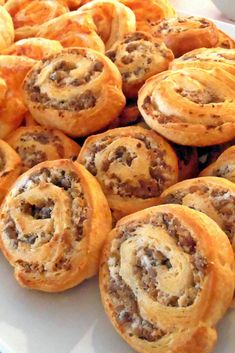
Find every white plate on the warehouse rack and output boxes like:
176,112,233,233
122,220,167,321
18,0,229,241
1,18,235,353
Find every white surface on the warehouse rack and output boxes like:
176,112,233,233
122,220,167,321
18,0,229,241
211,0,235,21
1,19,235,353
172,0,235,24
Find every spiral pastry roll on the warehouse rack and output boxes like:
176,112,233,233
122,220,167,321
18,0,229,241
106,32,174,98
138,67,235,146
1,38,63,60
149,16,219,58
6,126,81,172
78,0,136,50
0,139,22,204
100,204,235,353
200,146,235,183
23,48,125,137
5,0,69,41
34,11,105,53
0,6,14,51
77,126,178,215
119,0,175,32
217,29,235,49
171,48,235,76
0,55,36,139
161,176,235,250
0,159,111,292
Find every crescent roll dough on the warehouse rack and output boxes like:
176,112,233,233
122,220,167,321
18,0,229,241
0,159,111,292
23,47,125,137
100,204,235,353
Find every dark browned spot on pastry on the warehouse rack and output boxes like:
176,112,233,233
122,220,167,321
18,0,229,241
121,55,134,65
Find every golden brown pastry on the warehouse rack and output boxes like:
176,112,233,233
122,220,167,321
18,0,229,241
5,0,69,41
34,11,105,53
200,146,235,183
119,0,175,32
138,67,235,146
78,0,136,50
23,48,125,137
0,139,22,204
170,48,235,76
172,144,199,181
217,29,235,49
161,176,235,250
77,126,178,215
106,31,174,98
149,16,219,57
100,204,235,353
1,38,63,60
6,126,81,172
0,5,14,51
0,159,111,292
0,55,36,139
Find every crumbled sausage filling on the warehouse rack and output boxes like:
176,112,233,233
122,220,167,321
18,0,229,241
16,146,47,169
107,213,207,341
25,57,102,111
151,16,210,36
82,134,173,199
4,168,88,248
175,87,223,104
3,168,89,274
106,32,170,83
16,131,64,169
163,186,235,243
212,164,235,181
